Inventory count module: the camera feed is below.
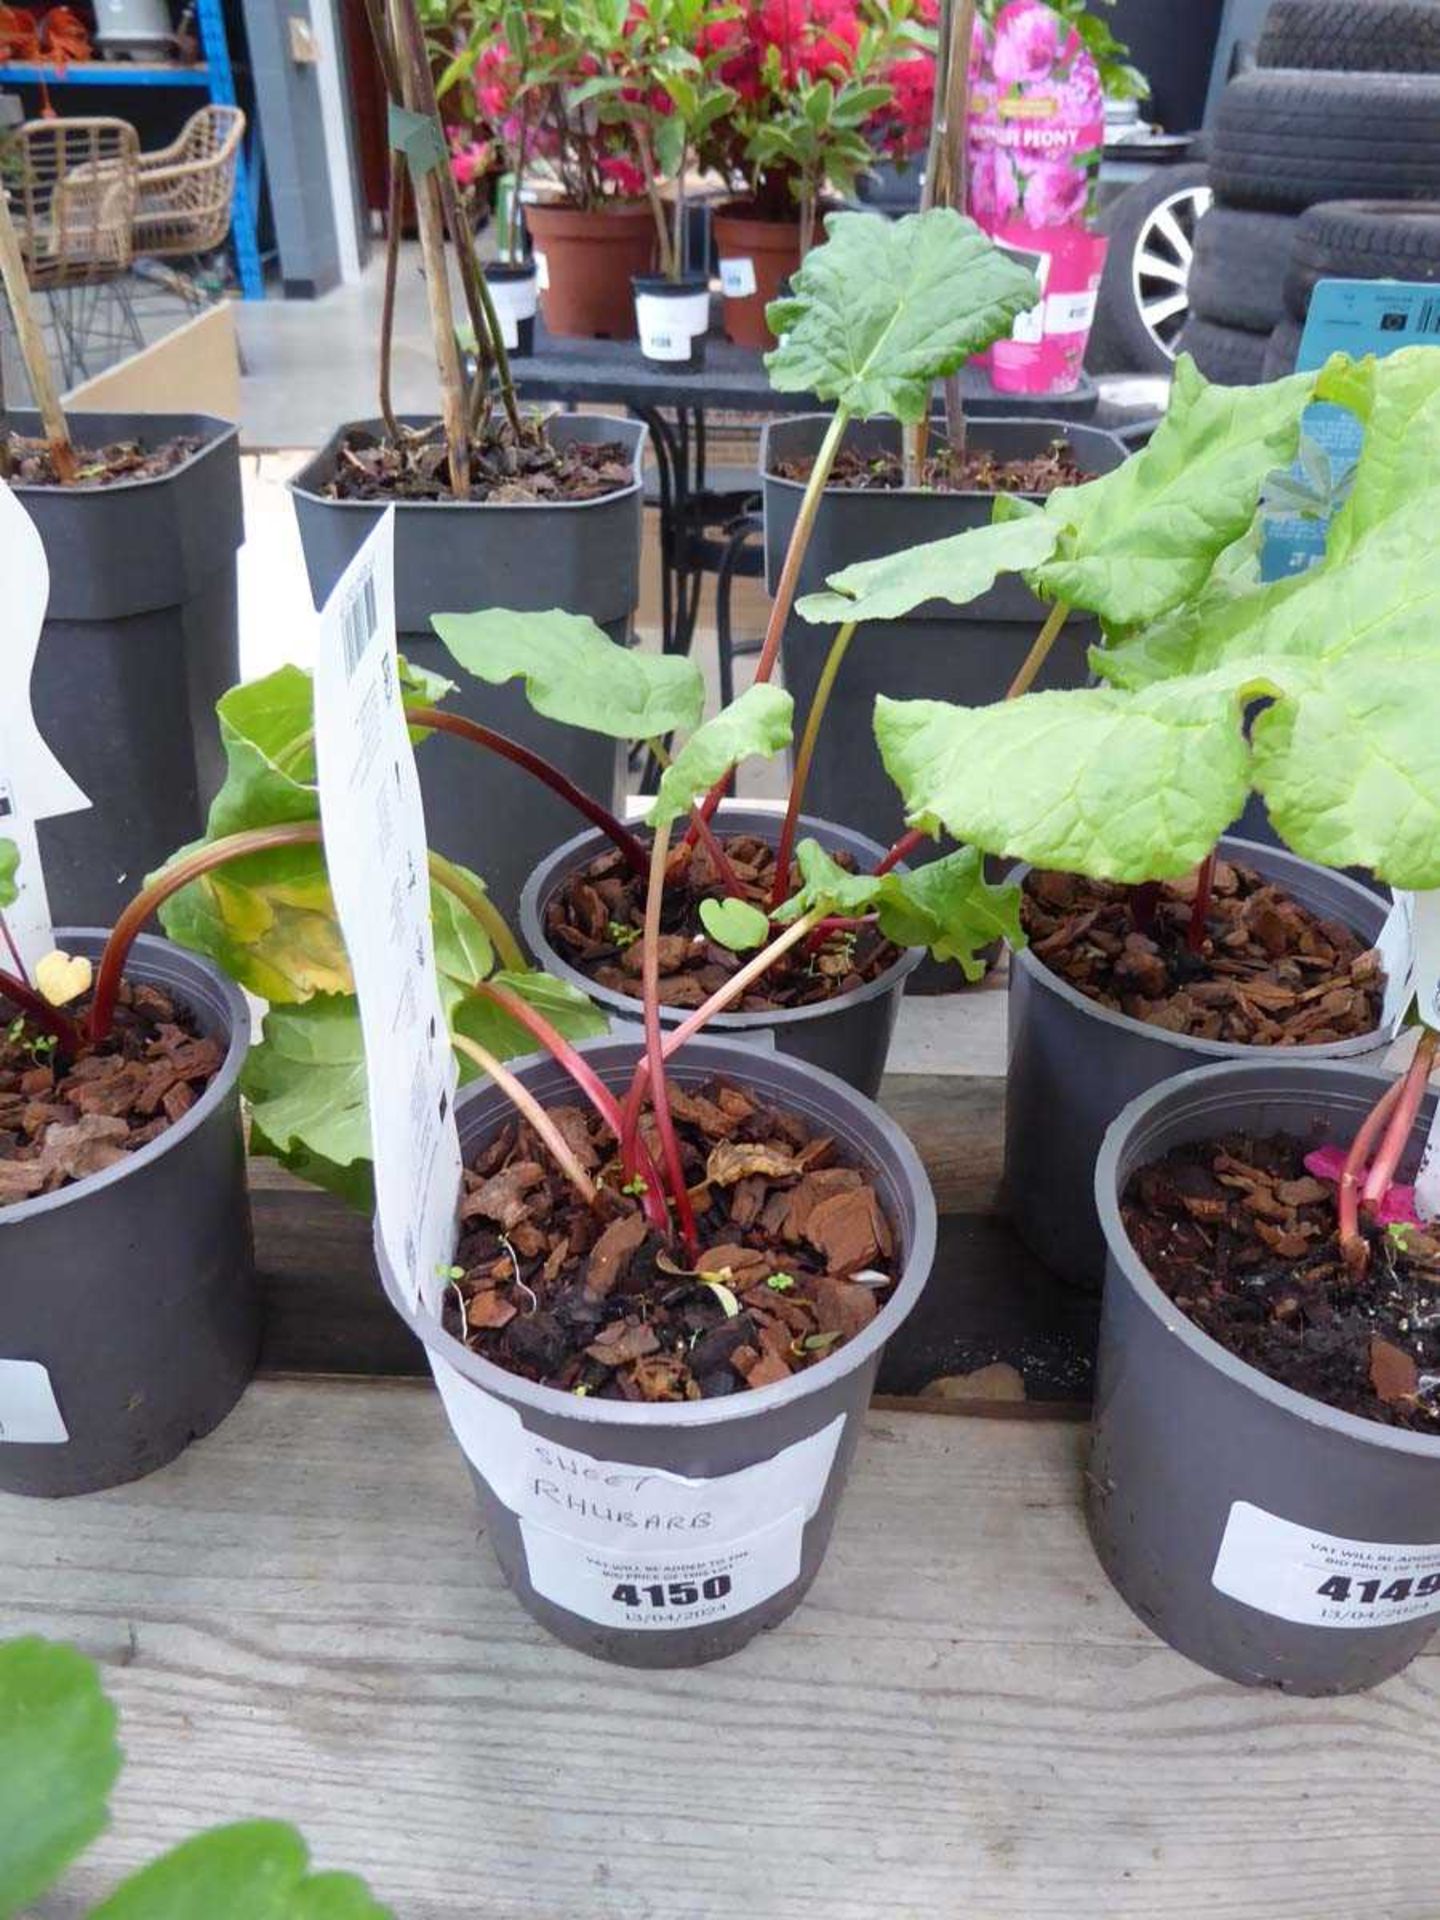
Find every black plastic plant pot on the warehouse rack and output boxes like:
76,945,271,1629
1006,837,1395,1293
0,932,257,1498
12,411,243,930
1090,1058,1440,1695
760,414,1127,956
483,262,538,355
631,274,710,371
520,804,923,1099
291,413,646,926
377,1034,937,1666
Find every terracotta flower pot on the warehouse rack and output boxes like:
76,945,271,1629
712,201,803,348
524,201,658,340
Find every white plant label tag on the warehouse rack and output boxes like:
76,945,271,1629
1377,888,1417,1033
312,510,461,1309
0,482,91,971
519,1507,807,1630
0,1358,68,1444
1212,1501,1440,1629
430,1356,844,1628
533,249,550,292
1044,288,1098,334
719,256,756,298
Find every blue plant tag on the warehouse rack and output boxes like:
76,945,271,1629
1259,277,1440,581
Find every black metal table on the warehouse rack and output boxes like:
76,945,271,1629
508,314,1101,660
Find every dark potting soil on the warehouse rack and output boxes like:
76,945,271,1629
546,833,902,1012
772,439,1089,496
1126,1130,1440,1434
0,981,222,1208
1020,862,1384,1046
322,420,633,504
439,1075,898,1400
3,432,203,488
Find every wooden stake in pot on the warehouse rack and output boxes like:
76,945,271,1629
0,189,75,483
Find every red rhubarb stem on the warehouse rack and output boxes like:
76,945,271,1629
1363,1027,1440,1213
1186,849,1217,955
619,908,826,1135
874,827,928,878
0,912,30,988
687,806,747,897
1338,1073,1407,1269
88,824,326,1044
407,708,649,876
0,969,83,1055
472,979,670,1235
640,821,698,1257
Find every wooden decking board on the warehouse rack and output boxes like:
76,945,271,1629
4,1378,1435,1920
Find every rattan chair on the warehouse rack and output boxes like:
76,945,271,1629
1,116,142,382
132,104,246,302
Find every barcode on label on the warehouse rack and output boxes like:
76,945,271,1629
342,571,379,679
1416,298,1440,336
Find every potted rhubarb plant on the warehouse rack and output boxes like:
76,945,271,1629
761,210,1129,899
0,176,242,930
415,608,1018,1095
864,344,1440,1288
369,694,939,1666
291,0,646,927
0,656,604,1497
1084,365,1440,1684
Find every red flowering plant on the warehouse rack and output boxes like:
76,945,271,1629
563,0,738,278
699,0,923,251
438,0,650,228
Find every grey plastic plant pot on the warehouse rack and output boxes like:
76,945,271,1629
12,411,243,929
519,804,923,1098
0,932,257,1498
291,413,646,925
1006,836,1394,1293
1090,1059,1440,1695
377,1034,936,1666
761,415,1127,970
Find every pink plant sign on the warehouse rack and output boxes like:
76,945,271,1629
967,1,1106,394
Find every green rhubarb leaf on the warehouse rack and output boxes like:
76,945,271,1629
450,969,607,1069
771,838,880,922
795,514,1061,626
205,666,324,837
430,860,495,990
158,839,353,1005
89,1819,392,1920
698,896,771,952
1323,344,1440,548
771,840,1022,977
765,209,1040,423
0,840,17,912
431,609,705,739
241,996,372,1209
1030,355,1319,628
872,848,1025,978
874,675,1257,882
647,685,793,830
1253,649,1440,889
0,1637,120,1919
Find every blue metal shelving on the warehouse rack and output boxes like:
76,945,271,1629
0,0,265,298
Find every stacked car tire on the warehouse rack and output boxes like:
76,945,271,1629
1181,0,1440,383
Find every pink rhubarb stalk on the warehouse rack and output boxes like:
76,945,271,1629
1337,1074,1408,1270
1363,1027,1440,1214
637,820,699,1257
